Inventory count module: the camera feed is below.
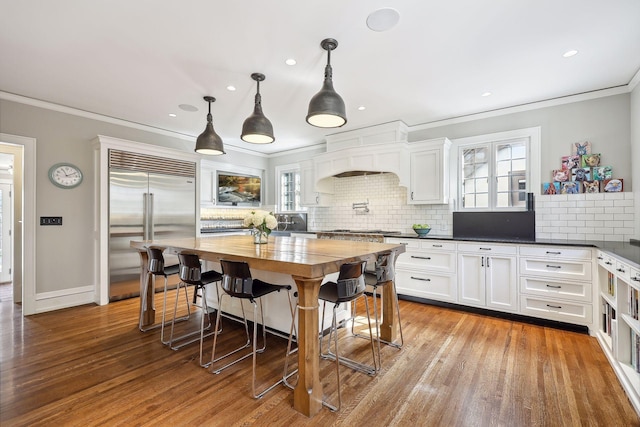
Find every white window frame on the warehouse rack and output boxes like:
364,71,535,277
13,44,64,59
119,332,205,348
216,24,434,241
275,163,305,213
450,127,541,211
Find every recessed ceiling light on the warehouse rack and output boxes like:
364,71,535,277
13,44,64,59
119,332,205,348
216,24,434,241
178,104,198,112
285,58,297,66
563,49,578,58
226,85,236,91
168,113,177,117
358,105,366,111
481,92,492,97
366,8,400,32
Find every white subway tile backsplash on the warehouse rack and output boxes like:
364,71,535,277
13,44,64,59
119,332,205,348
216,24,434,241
307,173,635,241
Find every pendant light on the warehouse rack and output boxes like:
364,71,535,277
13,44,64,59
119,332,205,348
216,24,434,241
195,96,225,155
241,73,274,144
306,38,347,128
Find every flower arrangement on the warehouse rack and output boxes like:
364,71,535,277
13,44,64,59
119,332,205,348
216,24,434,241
243,210,278,243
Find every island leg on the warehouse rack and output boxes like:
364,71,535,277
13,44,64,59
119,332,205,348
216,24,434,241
292,276,323,417
378,279,398,343
137,250,155,328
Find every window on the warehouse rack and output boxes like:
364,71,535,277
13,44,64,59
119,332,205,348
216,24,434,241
276,164,303,212
455,127,540,211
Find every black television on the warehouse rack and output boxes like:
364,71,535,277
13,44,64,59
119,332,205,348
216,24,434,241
217,171,261,206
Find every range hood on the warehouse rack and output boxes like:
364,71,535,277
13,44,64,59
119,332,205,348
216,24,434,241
313,121,411,187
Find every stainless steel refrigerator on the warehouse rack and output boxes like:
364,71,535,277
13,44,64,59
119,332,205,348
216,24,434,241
108,150,196,301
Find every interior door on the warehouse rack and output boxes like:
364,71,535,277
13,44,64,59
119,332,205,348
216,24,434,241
0,183,12,283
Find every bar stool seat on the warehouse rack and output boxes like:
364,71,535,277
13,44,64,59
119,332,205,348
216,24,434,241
209,259,294,399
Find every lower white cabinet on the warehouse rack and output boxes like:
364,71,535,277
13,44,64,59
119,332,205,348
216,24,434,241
387,238,457,302
518,245,593,327
457,243,518,312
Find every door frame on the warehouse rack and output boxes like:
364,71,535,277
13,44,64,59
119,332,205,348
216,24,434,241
0,183,13,283
0,134,35,315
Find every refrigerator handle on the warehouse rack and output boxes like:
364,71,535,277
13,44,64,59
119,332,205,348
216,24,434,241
148,193,155,240
143,192,149,240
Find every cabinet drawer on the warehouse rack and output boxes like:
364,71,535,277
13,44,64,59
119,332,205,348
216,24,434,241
596,250,616,272
630,266,640,288
519,258,592,281
396,270,457,302
520,296,592,325
397,250,456,273
519,245,592,261
386,238,456,251
457,243,517,255
520,276,591,303
614,259,631,283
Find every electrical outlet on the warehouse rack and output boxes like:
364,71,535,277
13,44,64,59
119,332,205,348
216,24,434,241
40,216,63,226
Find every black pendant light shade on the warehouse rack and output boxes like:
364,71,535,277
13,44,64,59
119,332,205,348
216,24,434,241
241,73,274,144
306,38,347,128
195,96,225,155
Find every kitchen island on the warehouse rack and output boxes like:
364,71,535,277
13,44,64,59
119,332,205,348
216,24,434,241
130,234,405,417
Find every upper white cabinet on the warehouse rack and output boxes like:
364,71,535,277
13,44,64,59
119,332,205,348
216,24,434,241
408,138,451,204
300,160,332,207
200,164,216,205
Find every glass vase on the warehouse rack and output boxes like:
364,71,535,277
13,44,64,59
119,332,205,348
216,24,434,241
253,229,268,244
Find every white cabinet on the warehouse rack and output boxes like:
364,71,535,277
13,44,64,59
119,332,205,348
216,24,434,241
387,238,457,302
457,243,518,312
408,138,451,205
300,160,332,207
200,165,216,205
519,245,593,326
595,254,640,415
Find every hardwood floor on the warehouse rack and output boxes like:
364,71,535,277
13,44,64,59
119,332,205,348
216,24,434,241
1,290,638,426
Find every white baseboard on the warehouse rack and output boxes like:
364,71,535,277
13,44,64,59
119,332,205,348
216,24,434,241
34,286,96,313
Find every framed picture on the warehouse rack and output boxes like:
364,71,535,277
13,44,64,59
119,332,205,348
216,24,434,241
572,141,591,156
542,182,560,195
560,181,580,194
561,155,580,170
552,169,571,182
603,178,623,192
582,181,601,193
571,167,591,181
216,171,262,206
592,166,612,181
582,153,601,168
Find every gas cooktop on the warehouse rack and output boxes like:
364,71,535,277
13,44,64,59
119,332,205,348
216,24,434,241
325,229,401,234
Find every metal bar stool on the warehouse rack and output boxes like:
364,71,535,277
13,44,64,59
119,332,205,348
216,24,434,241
283,260,377,412
139,246,185,342
354,251,403,370
170,253,223,362
209,259,294,399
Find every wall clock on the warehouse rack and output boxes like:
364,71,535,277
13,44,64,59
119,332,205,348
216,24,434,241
48,163,83,189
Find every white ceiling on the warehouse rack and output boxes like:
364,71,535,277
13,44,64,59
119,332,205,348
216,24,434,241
1,1,639,155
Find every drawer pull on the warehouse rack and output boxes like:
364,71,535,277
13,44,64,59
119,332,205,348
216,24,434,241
616,268,626,273
597,256,604,260
411,256,432,260
479,247,492,251
546,251,562,255
546,284,562,289
432,244,443,248
546,265,562,269
605,261,613,265
410,276,431,282
632,277,640,282
546,304,562,309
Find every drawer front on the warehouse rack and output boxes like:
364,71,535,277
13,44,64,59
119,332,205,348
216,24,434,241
520,296,592,325
397,250,456,273
520,258,592,281
386,238,455,251
457,242,517,255
520,276,591,303
614,259,631,283
395,270,457,302
519,245,592,261
630,266,640,287
596,251,616,272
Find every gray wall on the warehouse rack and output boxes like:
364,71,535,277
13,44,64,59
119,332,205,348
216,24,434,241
0,99,265,294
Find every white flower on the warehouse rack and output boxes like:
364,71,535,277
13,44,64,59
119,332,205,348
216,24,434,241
243,210,278,234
